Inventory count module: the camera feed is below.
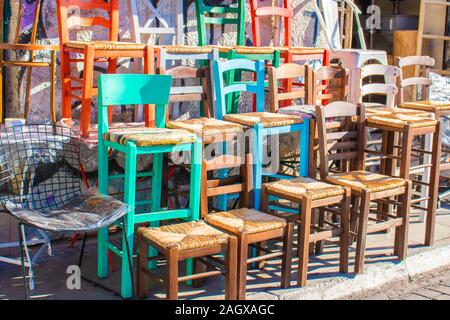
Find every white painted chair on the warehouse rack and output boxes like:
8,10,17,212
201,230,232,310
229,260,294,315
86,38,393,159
312,0,388,103
127,0,184,46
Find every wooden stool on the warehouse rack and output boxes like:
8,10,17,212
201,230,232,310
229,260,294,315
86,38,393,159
316,102,413,274
137,221,237,300
262,177,351,286
365,106,442,246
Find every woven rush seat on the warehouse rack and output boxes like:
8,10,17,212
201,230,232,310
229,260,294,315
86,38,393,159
65,41,146,50
327,171,406,193
214,45,278,54
166,118,243,138
277,105,316,118
103,127,197,147
366,107,437,129
265,177,345,201
288,47,326,55
223,112,303,128
137,221,229,251
204,208,287,235
399,100,450,112
157,45,216,54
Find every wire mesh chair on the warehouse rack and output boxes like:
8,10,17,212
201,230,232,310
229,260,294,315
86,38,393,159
0,124,131,299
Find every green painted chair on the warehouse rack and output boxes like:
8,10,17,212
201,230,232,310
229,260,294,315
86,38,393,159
195,0,246,47
96,74,202,298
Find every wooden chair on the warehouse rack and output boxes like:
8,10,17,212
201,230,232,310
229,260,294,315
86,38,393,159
57,0,153,138
396,56,450,206
365,106,442,247
195,0,246,47
127,0,184,46
262,176,351,286
159,65,244,213
202,154,294,300
0,0,58,124
249,0,292,47
213,59,310,209
316,101,412,273
97,74,202,298
137,220,237,300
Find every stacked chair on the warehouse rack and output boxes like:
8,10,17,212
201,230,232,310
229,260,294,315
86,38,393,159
1,0,448,302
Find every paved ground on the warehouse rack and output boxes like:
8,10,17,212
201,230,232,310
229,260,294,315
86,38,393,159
1,202,450,300
347,265,450,300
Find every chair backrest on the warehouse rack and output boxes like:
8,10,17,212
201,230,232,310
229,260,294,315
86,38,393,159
396,55,435,103
57,0,120,44
157,65,213,119
0,124,82,212
268,63,312,112
312,66,349,105
249,0,293,47
195,0,246,46
315,101,366,178
9,0,43,44
212,59,266,119
98,74,172,135
356,64,401,108
313,0,366,50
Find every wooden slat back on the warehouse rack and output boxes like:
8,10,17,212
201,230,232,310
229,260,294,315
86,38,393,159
268,63,311,112
312,66,349,105
57,0,118,44
396,55,435,103
157,66,213,118
315,102,366,178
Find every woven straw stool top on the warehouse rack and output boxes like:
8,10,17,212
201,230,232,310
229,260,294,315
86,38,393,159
224,112,303,128
366,107,437,129
327,171,406,193
137,221,228,251
156,45,216,54
288,47,326,55
399,100,450,113
104,127,197,147
277,105,316,119
265,177,345,201
166,118,243,140
65,41,146,51
204,208,287,235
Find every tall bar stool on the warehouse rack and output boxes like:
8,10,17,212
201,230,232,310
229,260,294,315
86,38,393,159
195,0,246,47
97,74,202,298
365,107,442,246
396,55,450,207
0,0,58,124
57,0,153,138
213,59,310,209
316,102,412,273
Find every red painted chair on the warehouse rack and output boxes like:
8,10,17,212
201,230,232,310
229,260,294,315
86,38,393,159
57,0,153,138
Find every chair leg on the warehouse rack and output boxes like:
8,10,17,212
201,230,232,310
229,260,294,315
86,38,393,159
193,258,207,288
339,193,351,274
297,197,312,287
17,223,29,300
77,233,88,268
237,235,249,300
137,233,149,299
395,182,412,260
60,51,72,119
315,208,325,255
122,216,135,299
354,191,370,274
225,236,238,300
97,135,110,278
80,46,95,138
166,247,179,300
281,222,294,289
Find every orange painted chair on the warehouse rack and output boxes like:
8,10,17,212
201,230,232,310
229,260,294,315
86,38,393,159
57,0,153,138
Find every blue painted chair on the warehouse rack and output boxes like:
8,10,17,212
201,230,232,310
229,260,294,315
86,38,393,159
96,74,202,298
212,59,310,209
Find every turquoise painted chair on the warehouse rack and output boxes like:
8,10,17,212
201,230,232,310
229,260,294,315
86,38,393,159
212,59,310,210
96,74,202,298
